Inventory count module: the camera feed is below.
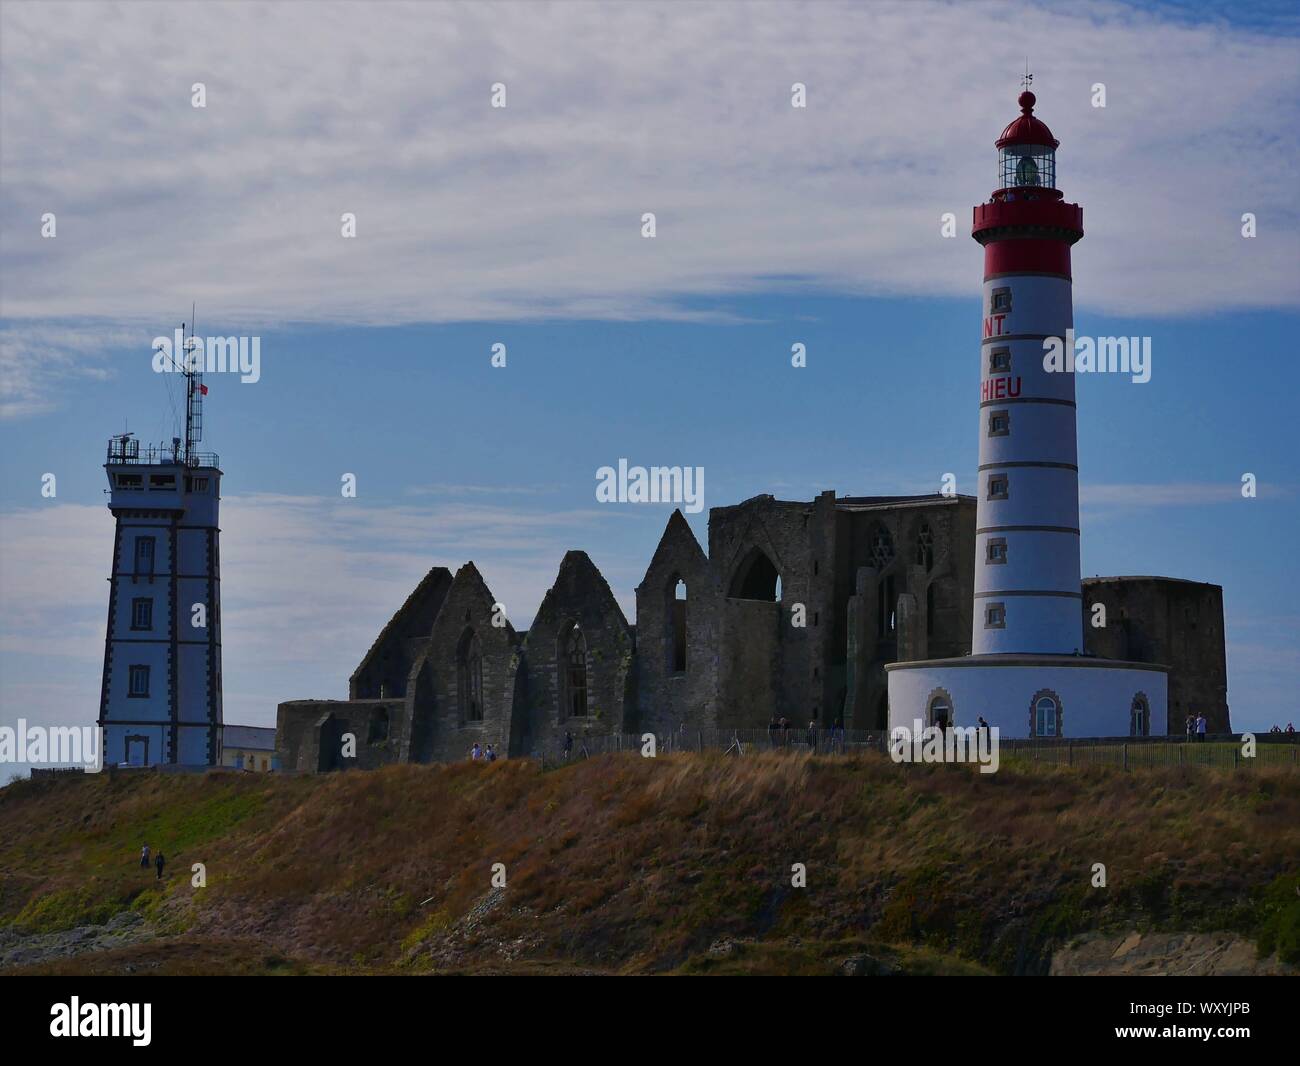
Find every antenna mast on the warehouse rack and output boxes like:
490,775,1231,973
182,308,204,466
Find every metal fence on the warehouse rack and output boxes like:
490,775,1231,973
533,729,1300,771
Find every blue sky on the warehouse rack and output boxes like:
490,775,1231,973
1,0,1298,774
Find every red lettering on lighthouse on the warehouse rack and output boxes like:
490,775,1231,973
981,375,1022,402
982,313,1008,338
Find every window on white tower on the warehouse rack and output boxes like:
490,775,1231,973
1034,694,1061,737
130,597,153,629
128,665,150,697
134,536,155,575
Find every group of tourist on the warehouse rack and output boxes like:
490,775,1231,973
138,843,165,880
767,715,846,752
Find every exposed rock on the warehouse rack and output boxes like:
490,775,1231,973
840,953,900,976
0,910,151,970
1050,931,1293,976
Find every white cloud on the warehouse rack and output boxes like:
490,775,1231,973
1,1,1296,411
1081,480,1291,509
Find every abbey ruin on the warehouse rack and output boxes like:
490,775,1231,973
276,490,1229,769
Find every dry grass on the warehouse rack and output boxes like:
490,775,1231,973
1,754,1296,974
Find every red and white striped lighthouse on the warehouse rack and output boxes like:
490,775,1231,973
886,86,1168,739
971,90,1085,655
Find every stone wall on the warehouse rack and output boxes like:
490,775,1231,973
404,563,521,763
350,567,452,700
522,551,635,753
276,698,405,771
1082,577,1230,733
634,510,719,735
710,494,828,727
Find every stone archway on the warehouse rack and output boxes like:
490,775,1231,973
925,686,954,730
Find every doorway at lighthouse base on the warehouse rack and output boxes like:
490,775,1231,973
885,655,1169,739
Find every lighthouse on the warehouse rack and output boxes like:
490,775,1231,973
886,86,1168,739
972,89,1084,657
99,329,224,767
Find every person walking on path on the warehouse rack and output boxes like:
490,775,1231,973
154,852,165,881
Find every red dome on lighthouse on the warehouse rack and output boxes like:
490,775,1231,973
995,91,1059,149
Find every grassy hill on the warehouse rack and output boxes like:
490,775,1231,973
1,753,1297,975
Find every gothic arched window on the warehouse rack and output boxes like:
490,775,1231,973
870,526,894,570
729,548,781,601
457,629,483,723
915,524,934,571
668,577,687,673
563,624,588,717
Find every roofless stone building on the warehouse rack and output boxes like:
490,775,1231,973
276,490,1228,770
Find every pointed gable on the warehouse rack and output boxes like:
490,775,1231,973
349,566,453,699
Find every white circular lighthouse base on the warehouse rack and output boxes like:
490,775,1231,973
886,655,1168,738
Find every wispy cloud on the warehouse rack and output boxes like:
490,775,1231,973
404,482,564,497
0,494,640,736
0,323,141,417
1,1,1297,423
1081,481,1290,508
